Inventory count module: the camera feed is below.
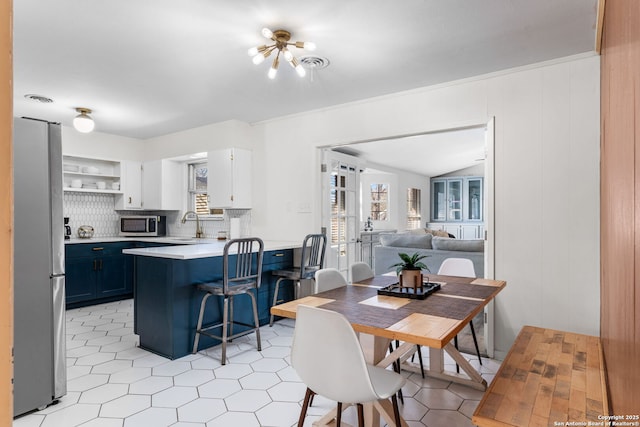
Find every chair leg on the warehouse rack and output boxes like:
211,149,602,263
391,394,402,427
270,277,285,327
416,345,425,379
248,289,261,351
297,387,314,427
192,292,211,354
221,297,229,365
469,321,482,365
389,341,404,404
454,335,460,373
336,402,342,427
309,392,315,407
356,403,364,427
229,295,234,340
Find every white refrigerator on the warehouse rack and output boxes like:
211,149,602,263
13,117,67,416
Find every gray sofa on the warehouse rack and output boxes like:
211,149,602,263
373,232,484,277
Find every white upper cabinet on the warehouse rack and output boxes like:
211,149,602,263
63,155,122,193
207,148,252,209
115,160,142,209
141,159,183,210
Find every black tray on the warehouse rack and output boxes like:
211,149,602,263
377,282,441,300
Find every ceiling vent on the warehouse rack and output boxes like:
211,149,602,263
24,94,54,103
300,55,330,70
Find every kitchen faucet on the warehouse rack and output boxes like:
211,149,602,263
181,211,204,238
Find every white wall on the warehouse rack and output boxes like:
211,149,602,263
142,120,255,160
252,54,600,356
360,164,430,232
62,126,144,160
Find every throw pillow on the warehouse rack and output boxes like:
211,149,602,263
406,228,427,235
379,233,433,249
432,236,484,252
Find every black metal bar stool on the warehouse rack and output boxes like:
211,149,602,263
192,237,264,365
269,233,326,326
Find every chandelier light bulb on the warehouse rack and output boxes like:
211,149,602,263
252,48,273,65
252,54,266,65
268,55,280,79
249,28,316,79
73,108,95,133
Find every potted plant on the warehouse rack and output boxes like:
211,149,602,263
390,252,430,291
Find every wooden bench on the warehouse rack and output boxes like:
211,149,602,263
472,325,609,427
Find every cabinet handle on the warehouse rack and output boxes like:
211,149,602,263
128,196,132,204
273,253,284,257
93,259,97,271
92,247,104,251
99,259,103,270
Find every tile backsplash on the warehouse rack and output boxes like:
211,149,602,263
64,193,120,237
63,192,251,238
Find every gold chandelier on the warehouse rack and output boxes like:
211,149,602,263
248,28,316,79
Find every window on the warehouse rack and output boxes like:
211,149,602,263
370,183,388,221
407,188,421,229
188,161,209,215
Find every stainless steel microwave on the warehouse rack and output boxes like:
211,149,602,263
119,215,166,237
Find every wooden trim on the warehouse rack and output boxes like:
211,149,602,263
600,0,640,414
0,0,12,423
595,0,605,54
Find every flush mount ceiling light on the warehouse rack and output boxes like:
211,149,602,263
73,108,95,133
248,27,316,79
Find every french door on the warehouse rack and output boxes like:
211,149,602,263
320,149,361,280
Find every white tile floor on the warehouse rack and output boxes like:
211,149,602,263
13,299,501,427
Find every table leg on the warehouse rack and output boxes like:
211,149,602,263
396,344,487,391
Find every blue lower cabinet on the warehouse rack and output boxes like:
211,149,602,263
65,255,98,304
65,242,135,308
133,248,294,359
265,249,297,324
65,241,173,309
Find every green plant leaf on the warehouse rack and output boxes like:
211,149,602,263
389,251,431,274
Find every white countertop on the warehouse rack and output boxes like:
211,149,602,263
122,239,300,260
65,236,223,245
65,236,300,260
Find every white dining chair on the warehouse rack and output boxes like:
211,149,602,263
350,262,374,283
291,304,405,427
437,257,482,369
438,257,476,278
314,268,348,293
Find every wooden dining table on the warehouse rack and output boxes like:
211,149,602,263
270,273,506,427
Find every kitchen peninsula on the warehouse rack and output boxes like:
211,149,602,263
123,240,299,359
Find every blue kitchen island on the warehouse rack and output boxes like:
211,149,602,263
123,240,299,359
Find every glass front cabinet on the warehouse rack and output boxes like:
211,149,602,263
430,176,484,239
432,178,463,221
